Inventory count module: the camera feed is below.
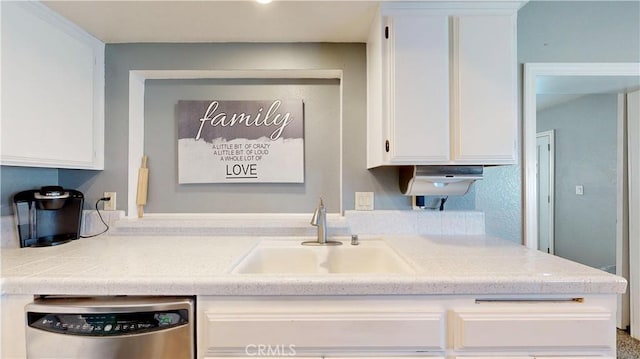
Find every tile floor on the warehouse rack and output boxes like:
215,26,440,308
617,329,640,359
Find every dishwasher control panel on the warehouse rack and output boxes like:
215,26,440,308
27,309,189,336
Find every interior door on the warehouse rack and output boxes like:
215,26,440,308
537,131,554,254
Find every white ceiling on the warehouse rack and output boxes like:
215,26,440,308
42,1,381,43
40,0,640,112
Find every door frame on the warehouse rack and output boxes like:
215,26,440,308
617,93,630,331
523,63,640,336
627,90,640,337
536,130,555,255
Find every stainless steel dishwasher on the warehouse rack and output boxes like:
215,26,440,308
25,296,194,359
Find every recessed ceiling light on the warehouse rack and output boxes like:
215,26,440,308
256,0,272,4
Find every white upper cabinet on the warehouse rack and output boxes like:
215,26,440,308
1,2,105,170
454,14,518,163
385,14,451,164
367,2,521,168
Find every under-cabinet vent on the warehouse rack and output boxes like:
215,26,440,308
399,166,483,196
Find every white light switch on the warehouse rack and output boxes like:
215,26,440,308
355,192,374,211
575,185,584,196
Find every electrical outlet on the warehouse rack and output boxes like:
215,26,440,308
103,192,117,211
355,192,374,211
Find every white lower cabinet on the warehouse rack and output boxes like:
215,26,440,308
198,296,445,358
207,357,442,359
451,306,614,351
197,295,617,359
207,357,441,359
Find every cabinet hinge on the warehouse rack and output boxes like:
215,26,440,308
384,26,389,39
548,144,551,151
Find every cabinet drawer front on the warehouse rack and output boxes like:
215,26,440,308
451,309,614,350
204,312,445,353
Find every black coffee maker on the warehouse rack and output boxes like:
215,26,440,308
13,186,84,247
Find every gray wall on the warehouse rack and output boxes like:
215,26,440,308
537,94,618,269
144,78,342,213
398,0,639,243
471,0,640,243
519,1,640,63
0,166,58,216
59,43,407,214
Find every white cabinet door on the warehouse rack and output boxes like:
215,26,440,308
385,14,450,163
198,296,446,358
453,14,517,164
451,307,615,351
368,6,519,167
207,357,442,359
202,311,446,353
1,2,104,169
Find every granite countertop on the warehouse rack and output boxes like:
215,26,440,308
0,232,627,296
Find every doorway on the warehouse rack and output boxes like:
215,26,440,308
523,63,640,338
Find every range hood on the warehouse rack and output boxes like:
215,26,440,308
399,166,483,196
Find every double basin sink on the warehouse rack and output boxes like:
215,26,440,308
231,238,415,275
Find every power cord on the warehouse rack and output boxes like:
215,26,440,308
439,196,448,211
80,197,110,238
419,196,449,211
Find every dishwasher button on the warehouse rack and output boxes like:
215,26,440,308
104,324,113,332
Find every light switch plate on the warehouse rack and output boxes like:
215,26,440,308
355,192,374,211
575,185,584,196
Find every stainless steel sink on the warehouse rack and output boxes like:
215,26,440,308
231,239,415,274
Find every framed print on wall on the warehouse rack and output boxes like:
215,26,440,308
177,99,304,184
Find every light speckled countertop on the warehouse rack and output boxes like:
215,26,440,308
0,233,627,296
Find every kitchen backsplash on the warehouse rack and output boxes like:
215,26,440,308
0,210,125,248
1,210,484,248
345,210,485,236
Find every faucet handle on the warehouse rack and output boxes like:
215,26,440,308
311,197,322,226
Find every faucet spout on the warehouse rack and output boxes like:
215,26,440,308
310,198,326,243
303,198,341,246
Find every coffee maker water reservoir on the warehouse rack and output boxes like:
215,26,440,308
13,186,84,247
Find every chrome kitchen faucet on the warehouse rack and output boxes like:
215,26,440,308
302,198,342,246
